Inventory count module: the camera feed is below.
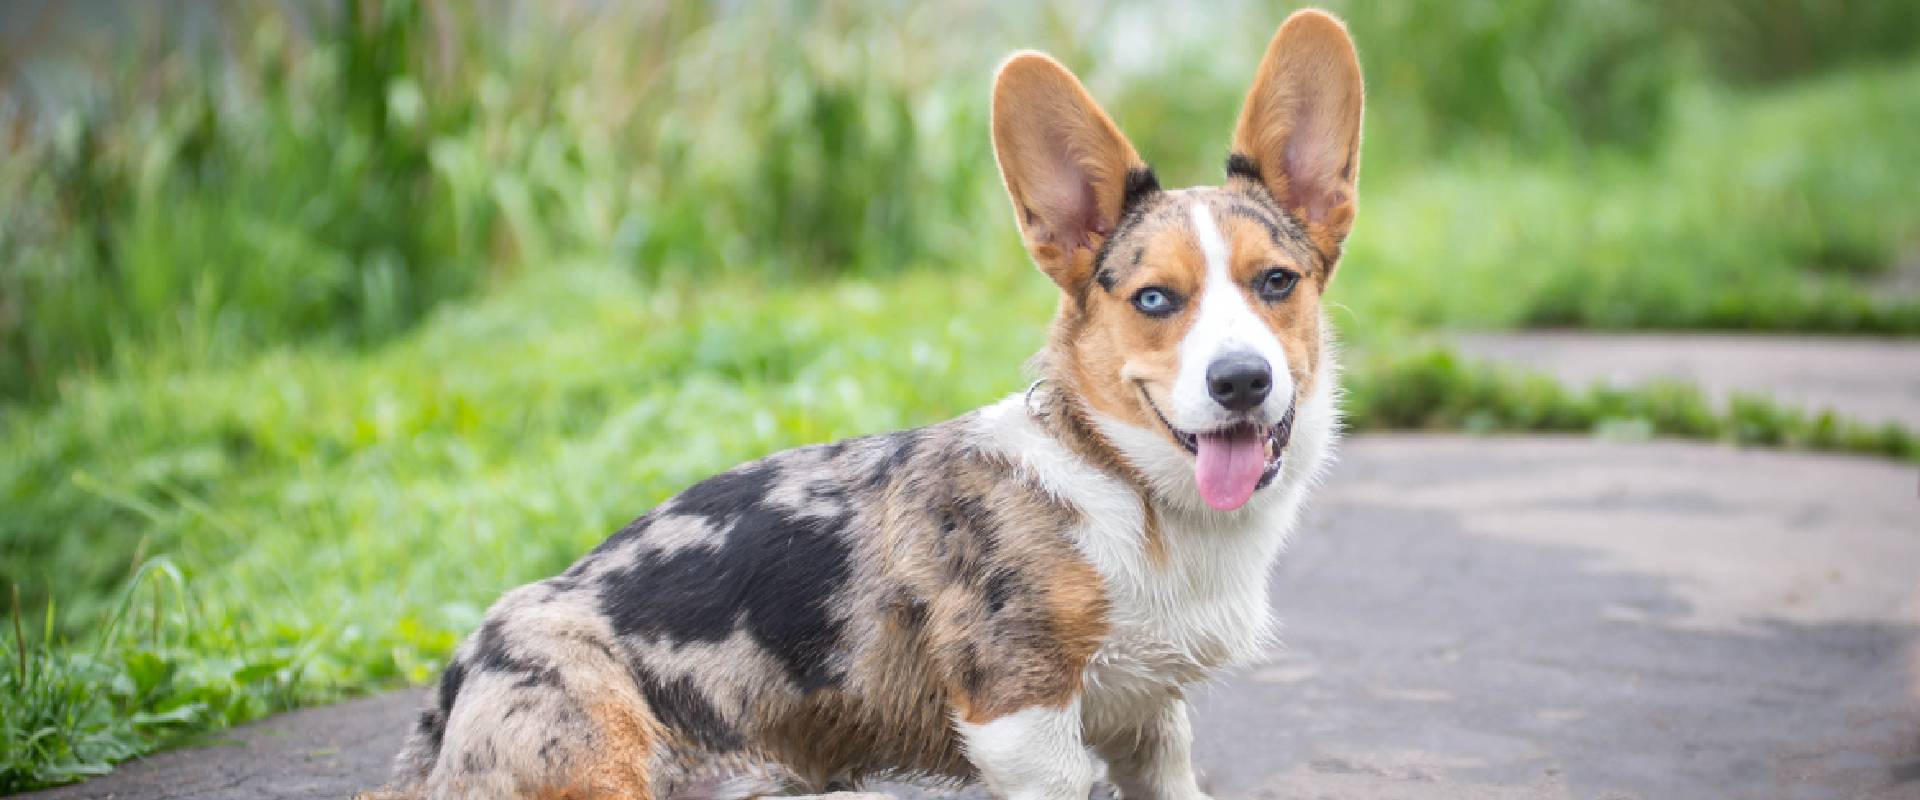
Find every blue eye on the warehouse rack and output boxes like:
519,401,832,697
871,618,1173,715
1132,287,1178,317
1257,268,1301,301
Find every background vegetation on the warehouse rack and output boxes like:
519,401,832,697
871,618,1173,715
2,0,1915,789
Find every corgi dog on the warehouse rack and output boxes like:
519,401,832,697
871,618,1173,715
374,9,1362,800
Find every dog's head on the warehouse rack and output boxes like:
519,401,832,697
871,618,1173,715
992,10,1361,513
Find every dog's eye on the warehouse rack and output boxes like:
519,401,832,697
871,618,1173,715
1131,287,1180,317
1256,268,1301,302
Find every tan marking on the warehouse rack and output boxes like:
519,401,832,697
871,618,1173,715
565,694,657,799
1139,496,1166,565
1049,220,1208,452
1036,547,1111,674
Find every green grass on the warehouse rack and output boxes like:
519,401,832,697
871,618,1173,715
4,0,1920,790
1,560,309,790
1348,348,1915,459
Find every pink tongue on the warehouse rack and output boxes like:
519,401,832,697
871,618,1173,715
1195,428,1266,511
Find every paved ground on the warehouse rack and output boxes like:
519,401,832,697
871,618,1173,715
18,435,1920,800
1453,332,1920,431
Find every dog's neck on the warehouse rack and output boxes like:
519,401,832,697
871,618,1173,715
1023,357,1156,502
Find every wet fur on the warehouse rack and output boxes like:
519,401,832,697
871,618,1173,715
367,9,1362,800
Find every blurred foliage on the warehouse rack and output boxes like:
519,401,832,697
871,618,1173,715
2,0,1918,789
5,0,1920,400
1338,64,1920,334
3,2,487,395
1334,0,1920,153
1670,0,1920,85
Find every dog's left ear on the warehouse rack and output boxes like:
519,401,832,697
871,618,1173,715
992,52,1152,294
1231,10,1364,262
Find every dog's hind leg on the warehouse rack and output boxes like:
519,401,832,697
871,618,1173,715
422,639,664,799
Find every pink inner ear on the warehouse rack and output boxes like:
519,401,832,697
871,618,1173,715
1276,92,1359,227
1068,177,1108,247
1284,156,1346,225
1033,139,1104,252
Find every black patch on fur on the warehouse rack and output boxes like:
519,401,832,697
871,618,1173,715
415,708,447,755
932,491,1024,618
983,567,1018,615
662,459,782,522
1092,166,1167,292
597,459,854,692
893,589,930,632
472,618,560,688
1121,166,1161,216
1223,201,1289,250
934,493,1000,583
1226,153,1263,183
437,659,468,723
956,643,988,699
631,663,744,751
1097,246,1144,292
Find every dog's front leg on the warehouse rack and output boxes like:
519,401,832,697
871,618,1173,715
1092,698,1208,800
958,699,1095,800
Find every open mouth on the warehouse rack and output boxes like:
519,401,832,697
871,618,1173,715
1140,387,1294,511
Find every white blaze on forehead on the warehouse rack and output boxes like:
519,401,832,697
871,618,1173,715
1170,202,1293,430
1189,202,1233,283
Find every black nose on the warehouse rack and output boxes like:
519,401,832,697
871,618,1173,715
1206,353,1273,412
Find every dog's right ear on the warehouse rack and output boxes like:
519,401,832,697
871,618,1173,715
992,52,1153,294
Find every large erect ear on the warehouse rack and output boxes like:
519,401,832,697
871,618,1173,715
1231,10,1364,258
992,52,1153,292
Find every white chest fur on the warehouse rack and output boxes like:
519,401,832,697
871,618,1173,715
1074,505,1293,736
974,377,1336,738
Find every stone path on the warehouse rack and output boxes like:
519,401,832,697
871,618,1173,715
19,435,1919,800
1452,331,1920,430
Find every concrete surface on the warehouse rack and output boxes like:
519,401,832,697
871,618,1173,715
13,685,427,800
18,435,1920,800
1453,332,1920,431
